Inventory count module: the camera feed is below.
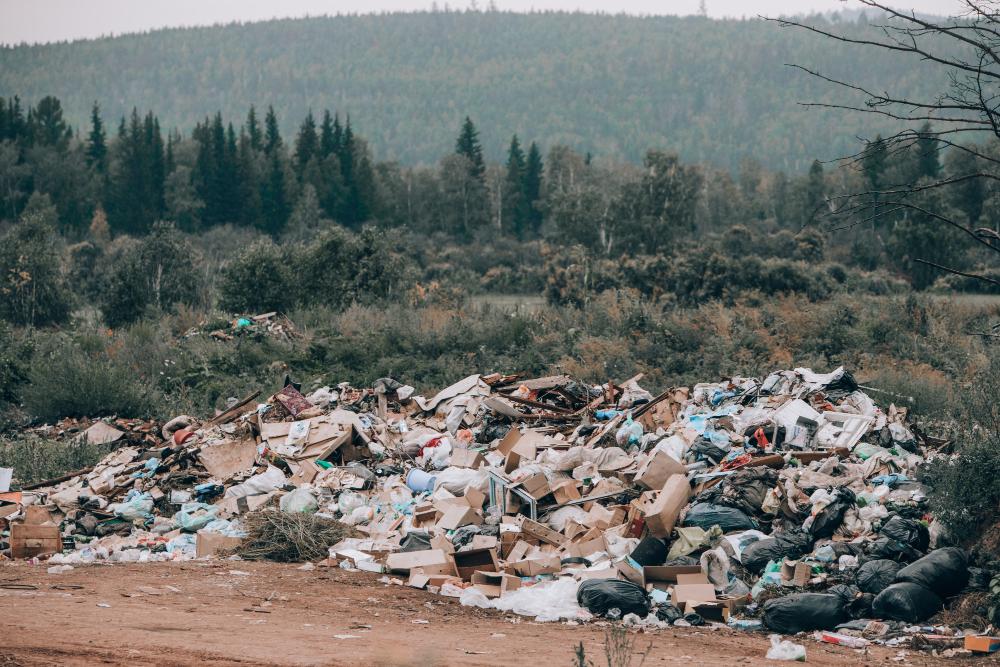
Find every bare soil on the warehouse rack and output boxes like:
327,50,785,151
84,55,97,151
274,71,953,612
0,560,991,666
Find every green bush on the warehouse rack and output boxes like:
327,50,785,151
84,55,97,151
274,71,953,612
0,434,120,487
0,200,72,327
218,239,295,314
21,331,157,422
921,351,1000,539
101,222,203,328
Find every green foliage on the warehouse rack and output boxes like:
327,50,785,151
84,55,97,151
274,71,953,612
921,351,1000,538
101,222,203,328
0,434,120,487
0,195,72,327
21,330,157,422
218,239,294,314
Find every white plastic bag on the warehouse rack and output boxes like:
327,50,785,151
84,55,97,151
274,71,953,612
280,487,319,513
766,635,806,661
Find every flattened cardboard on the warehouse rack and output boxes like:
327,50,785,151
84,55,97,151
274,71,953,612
672,583,717,606
517,473,551,500
198,439,257,480
196,531,242,557
450,448,486,469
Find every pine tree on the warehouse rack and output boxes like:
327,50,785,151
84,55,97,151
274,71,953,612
320,110,337,158
523,141,544,234
30,96,71,151
86,101,107,172
246,106,262,152
455,116,485,182
504,134,526,236
264,106,282,155
294,110,319,178
915,122,940,180
804,159,825,217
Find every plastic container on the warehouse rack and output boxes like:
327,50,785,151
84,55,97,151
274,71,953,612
406,468,437,493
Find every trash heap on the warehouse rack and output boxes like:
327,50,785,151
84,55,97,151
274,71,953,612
1,367,984,650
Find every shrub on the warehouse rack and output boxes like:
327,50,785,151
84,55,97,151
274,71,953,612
101,222,203,328
921,351,1000,539
218,239,295,314
0,200,72,327
21,331,157,422
0,434,120,487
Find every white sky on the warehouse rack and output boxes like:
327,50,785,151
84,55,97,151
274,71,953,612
0,0,962,46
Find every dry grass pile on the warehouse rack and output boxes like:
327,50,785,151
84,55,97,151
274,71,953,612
235,509,359,562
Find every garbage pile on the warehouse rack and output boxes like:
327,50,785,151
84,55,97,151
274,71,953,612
1,367,988,651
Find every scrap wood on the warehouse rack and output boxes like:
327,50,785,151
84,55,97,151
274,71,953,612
206,390,262,427
21,465,96,491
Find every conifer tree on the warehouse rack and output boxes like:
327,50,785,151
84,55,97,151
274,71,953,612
246,106,262,152
86,102,107,172
455,116,485,182
523,141,544,234
294,110,319,177
504,134,526,236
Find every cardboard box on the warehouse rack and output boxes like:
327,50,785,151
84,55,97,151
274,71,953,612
781,559,811,586
672,583,717,606
436,505,482,531
450,448,485,469
517,473,551,500
641,565,702,592
518,517,568,546
643,475,690,538
385,549,456,575
552,480,582,504
196,531,243,558
10,506,60,559
965,636,1000,653
10,522,60,559
506,554,561,577
470,570,521,597
634,451,687,491
452,547,499,581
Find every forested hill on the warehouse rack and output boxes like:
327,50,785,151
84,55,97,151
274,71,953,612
0,11,949,171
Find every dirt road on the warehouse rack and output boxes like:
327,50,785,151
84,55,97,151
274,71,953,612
0,560,978,666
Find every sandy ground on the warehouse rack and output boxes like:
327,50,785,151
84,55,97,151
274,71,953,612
0,560,991,666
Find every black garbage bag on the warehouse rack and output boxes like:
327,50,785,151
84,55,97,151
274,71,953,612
664,555,701,567
399,531,432,552
763,593,849,633
695,466,779,517
682,503,757,533
630,535,668,567
810,488,856,539
690,439,728,464
856,559,902,594
872,582,942,622
894,547,968,598
880,515,930,555
655,604,682,623
577,579,650,618
741,530,814,574
828,584,874,619
967,567,991,592
866,537,920,563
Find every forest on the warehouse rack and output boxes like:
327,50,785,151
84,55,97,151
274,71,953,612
0,10,959,171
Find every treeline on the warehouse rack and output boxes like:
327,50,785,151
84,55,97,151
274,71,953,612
2,94,998,331
0,11,957,170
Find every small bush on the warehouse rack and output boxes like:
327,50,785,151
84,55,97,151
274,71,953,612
21,331,157,422
218,239,295,314
0,434,120,487
102,222,203,328
0,201,72,327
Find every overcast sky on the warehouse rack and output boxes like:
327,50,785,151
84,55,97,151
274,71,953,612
0,0,961,46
